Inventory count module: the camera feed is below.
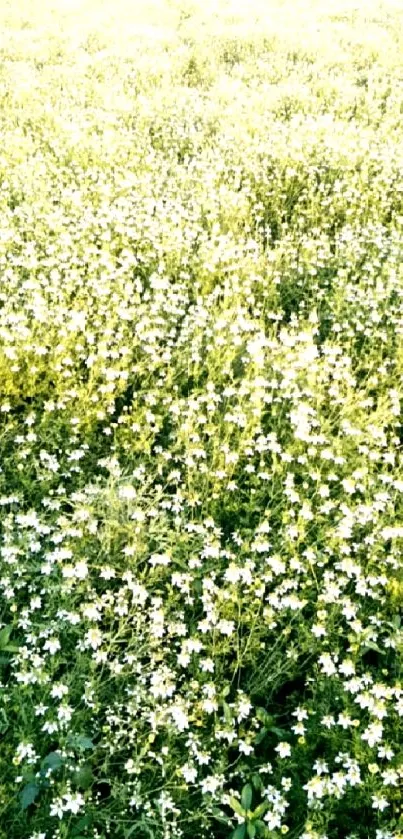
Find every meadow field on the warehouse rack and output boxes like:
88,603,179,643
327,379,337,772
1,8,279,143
0,1,402,837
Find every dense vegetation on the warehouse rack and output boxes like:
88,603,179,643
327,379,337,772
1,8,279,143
0,1,402,838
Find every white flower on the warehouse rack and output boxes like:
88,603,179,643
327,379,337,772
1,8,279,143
337,713,353,729
42,721,58,734
15,742,37,763
99,566,115,579
237,697,252,721
43,637,61,655
62,561,88,580
362,722,383,748
339,659,355,677
85,627,103,649
181,764,197,783
321,715,335,729
169,704,189,731
224,564,242,584
118,485,137,500
378,746,394,760
381,769,398,786
49,797,64,819
217,619,235,636
318,653,337,676
372,794,389,811
275,742,291,758
264,811,282,830
201,775,222,795
57,704,73,723
34,704,48,716
303,775,326,801
63,791,85,814
82,603,102,621
347,764,361,786
149,553,171,567
201,698,218,714
51,683,69,699
200,658,214,672
238,740,254,755
292,707,308,721
292,722,306,735
30,596,42,610
312,624,327,637
313,759,328,775
125,758,136,774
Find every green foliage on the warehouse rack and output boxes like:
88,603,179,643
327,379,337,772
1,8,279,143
0,1,403,839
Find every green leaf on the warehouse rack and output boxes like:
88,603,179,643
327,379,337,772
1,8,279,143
231,825,246,839
268,726,286,738
247,824,256,839
255,727,268,745
124,828,137,839
74,764,93,789
229,796,246,818
41,752,63,772
211,807,231,825
0,626,12,649
251,773,263,793
223,700,233,725
241,784,253,812
20,782,40,810
252,802,270,819
254,821,267,837
256,708,273,728
360,642,386,657
72,814,93,835
72,735,94,751
0,708,9,734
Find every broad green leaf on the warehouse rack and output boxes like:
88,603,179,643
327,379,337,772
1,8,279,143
0,708,9,734
0,626,12,649
72,814,93,835
241,784,253,812
231,824,246,839
72,735,94,751
255,727,268,745
247,823,256,839
252,802,270,819
41,752,63,772
251,774,263,793
360,642,385,657
211,807,231,825
20,782,40,810
74,764,93,789
268,726,286,738
256,708,273,728
229,796,246,818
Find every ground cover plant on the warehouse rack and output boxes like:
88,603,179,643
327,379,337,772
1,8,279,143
0,0,402,837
